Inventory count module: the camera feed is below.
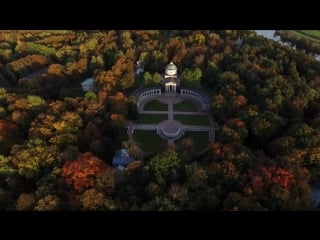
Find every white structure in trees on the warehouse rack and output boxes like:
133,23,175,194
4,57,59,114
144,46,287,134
81,77,97,92
162,62,180,93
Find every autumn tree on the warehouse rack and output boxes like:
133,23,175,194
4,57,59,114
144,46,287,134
248,111,287,147
95,169,116,195
243,151,310,210
11,138,58,180
16,193,36,211
222,192,264,211
184,163,208,190
179,137,196,162
141,196,179,211
0,155,17,196
80,188,106,210
181,68,202,87
144,149,181,186
167,183,188,205
108,92,128,115
0,119,20,155
50,111,83,149
218,125,242,144
79,121,102,153
34,194,60,211
267,136,295,157
61,152,109,192
94,69,117,101
122,139,143,161
110,113,125,130
211,94,227,122
27,95,45,117
28,113,56,141
47,63,66,78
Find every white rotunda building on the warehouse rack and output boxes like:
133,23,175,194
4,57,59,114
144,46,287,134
162,62,180,93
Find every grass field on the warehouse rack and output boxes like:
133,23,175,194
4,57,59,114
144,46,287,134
173,100,198,112
143,100,168,111
134,130,167,152
134,114,168,124
176,131,209,153
290,30,320,43
174,115,210,125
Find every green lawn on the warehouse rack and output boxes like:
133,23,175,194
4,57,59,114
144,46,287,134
134,130,167,152
176,131,209,153
134,114,168,124
174,115,210,125
173,100,198,112
143,100,168,111
290,30,320,43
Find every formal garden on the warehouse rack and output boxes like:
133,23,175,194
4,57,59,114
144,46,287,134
129,93,215,154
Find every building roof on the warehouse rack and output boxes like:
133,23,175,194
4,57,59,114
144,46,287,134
112,149,134,167
236,36,242,46
137,60,144,67
166,62,177,71
81,77,94,86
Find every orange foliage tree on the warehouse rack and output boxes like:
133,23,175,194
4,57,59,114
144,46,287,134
248,164,295,193
109,92,128,115
61,152,109,191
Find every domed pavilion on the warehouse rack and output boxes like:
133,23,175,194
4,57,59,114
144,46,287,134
162,62,180,93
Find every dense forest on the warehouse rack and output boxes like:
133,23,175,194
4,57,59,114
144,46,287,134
1,30,320,210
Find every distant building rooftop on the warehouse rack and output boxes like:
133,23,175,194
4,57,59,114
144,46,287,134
136,61,145,75
81,77,96,92
236,36,243,47
112,149,134,168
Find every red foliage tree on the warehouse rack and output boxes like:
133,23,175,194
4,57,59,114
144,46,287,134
61,152,109,191
248,164,295,193
0,119,20,154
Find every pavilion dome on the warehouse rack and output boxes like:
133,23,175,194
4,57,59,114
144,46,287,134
166,62,177,71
